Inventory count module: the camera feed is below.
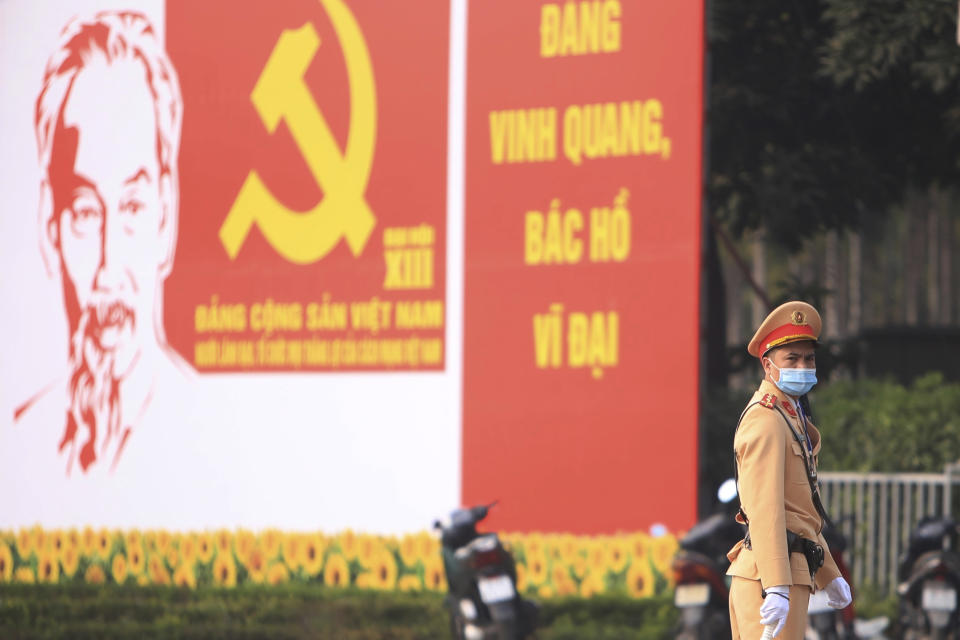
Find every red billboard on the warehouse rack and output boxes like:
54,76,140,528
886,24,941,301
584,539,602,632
165,0,449,373
463,0,704,534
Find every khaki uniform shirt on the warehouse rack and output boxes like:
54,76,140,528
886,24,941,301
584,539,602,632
726,379,842,591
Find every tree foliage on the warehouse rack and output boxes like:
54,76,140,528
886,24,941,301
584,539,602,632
708,1,960,246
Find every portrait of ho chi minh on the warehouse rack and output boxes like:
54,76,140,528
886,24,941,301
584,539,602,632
13,10,195,477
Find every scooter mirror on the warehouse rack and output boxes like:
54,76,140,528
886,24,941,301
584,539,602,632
718,478,738,504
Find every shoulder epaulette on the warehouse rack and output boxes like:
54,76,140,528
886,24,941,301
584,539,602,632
780,400,797,417
758,393,777,409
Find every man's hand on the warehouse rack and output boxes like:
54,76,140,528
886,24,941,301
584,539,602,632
759,585,790,637
825,576,852,609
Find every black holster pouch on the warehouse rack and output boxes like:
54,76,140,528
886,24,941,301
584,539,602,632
745,529,825,583
787,530,824,582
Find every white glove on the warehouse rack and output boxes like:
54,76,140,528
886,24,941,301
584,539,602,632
825,576,852,609
759,585,790,637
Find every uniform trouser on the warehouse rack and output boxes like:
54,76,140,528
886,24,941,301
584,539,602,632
729,576,811,640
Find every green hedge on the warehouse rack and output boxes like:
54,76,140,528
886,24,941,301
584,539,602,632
0,583,678,640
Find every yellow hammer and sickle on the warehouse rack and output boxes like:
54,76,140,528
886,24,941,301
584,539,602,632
219,0,376,264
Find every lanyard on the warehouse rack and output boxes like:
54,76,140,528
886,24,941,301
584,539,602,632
795,401,814,454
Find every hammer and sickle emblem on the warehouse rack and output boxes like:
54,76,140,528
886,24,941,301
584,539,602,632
219,0,376,264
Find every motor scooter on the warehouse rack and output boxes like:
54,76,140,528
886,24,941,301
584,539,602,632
672,478,745,640
897,516,960,640
434,503,539,640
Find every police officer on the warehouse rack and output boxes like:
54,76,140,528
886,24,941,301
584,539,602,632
726,301,852,638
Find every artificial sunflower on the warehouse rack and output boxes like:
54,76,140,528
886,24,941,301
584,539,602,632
0,542,12,582
650,533,678,578
579,570,606,598
525,549,548,586
282,533,302,571
149,555,170,585
628,531,651,564
356,534,381,569
29,526,46,555
323,553,350,588
112,553,128,584
125,529,141,550
127,542,146,576
399,534,420,569
587,540,607,575
16,528,32,559
605,537,630,573
369,550,398,590
571,553,588,579
156,530,172,555
245,545,268,584
49,529,66,559
197,533,215,564
180,534,198,566
142,530,157,552
96,528,112,559
524,532,545,558
84,564,106,584
213,552,237,588
260,529,282,561
626,559,655,599
214,529,232,556
422,557,446,591
15,567,35,583
338,529,358,560
60,544,80,578
234,529,256,566
538,584,554,599
166,546,180,570
301,534,326,577
416,532,438,562
81,526,97,556
37,548,60,584
173,563,196,589
267,562,289,585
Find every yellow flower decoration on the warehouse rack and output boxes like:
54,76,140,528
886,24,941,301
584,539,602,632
370,550,398,591
525,550,548,587
423,557,447,591
127,543,145,576
323,553,350,588
551,563,571,587
605,537,630,573
355,572,373,589
166,546,180,570
267,562,289,586
516,563,528,593
571,554,588,579
213,552,237,588
525,532,546,558
16,528,33,559
125,529,141,550
173,563,196,589
415,532,438,563
0,542,12,582
149,555,170,585
60,544,80,579
282,534,303,571
650,533,678,577
49,529,66,559
197,533,215,564
587,541,607,575
137,574,150,586
235,530,256,567
626,559,655,599
181,534,199,566
261,529,282,561
300,534,325,577
215,529,232,557
398,574,422,592
245,545,268,584
579,570,606,598
338,529,358,560
356,534,381,569
81,526,97,556
96,528,112,559
112,553,128,585
16,567,35,584
156,530,172,555
84,564,106,584
629,532,651,564
29,526,46,555
142,530,157,553
538,584,554,599
399,535,419,569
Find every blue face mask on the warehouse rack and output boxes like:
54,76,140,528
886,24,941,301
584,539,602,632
768,361,817,396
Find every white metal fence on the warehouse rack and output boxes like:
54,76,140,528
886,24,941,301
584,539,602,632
819,464,960,595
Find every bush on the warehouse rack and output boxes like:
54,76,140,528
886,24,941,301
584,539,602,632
0,583,680,639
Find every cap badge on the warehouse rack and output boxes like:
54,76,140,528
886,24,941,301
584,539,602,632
791,310,806,326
